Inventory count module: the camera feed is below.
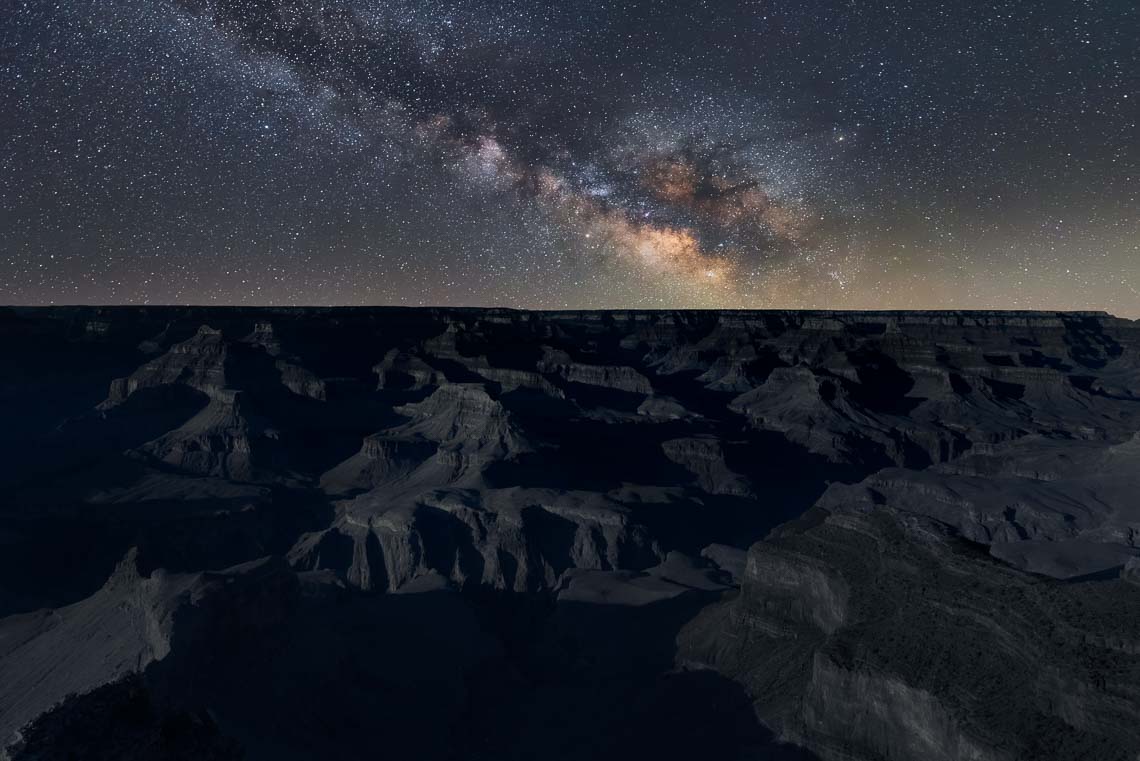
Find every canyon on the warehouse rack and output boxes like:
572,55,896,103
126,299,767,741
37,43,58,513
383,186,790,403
1,306,1138,760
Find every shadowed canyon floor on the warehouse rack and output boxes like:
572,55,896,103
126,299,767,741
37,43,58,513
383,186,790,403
0,307,1138,760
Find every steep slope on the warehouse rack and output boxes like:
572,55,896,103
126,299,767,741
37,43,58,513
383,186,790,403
679,504,1140,761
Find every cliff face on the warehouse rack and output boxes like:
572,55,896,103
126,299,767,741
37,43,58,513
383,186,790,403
0,306,1137,760
681,505,1140,760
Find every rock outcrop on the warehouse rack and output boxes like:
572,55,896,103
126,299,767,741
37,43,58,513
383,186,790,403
680,506,1140,761
0,548,295,746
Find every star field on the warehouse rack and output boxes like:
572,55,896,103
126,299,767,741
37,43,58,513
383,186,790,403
1,0,1136,313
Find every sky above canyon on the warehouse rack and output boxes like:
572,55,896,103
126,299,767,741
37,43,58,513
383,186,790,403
2,0,1136,314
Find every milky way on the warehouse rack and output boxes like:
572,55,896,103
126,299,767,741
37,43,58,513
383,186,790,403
1,0,1137,313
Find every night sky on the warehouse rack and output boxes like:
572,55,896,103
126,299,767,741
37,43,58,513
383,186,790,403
2,0,1137,314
